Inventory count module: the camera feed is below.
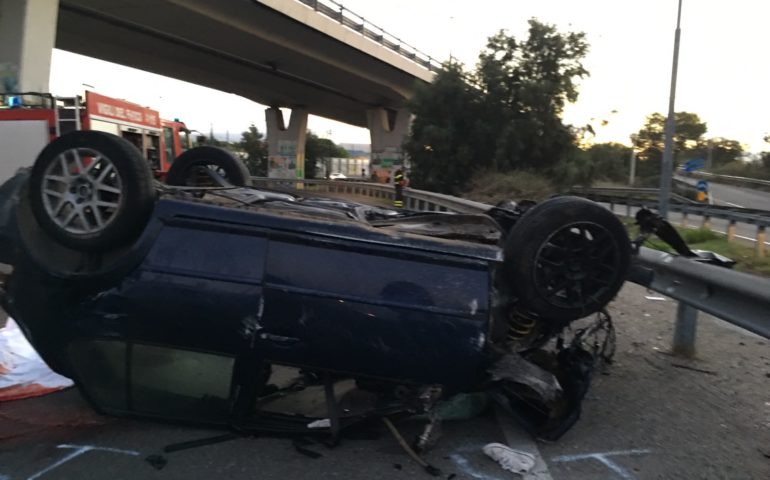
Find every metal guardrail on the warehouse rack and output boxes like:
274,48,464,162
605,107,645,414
632,248,770,340
579,190,770,224
250,177,490,213
575,187,770,256
294,0,442,72
686,170,770,188
251,177,770,346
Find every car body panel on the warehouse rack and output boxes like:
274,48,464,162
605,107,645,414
2,185,501,422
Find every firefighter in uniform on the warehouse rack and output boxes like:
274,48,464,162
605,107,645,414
393,168,406,208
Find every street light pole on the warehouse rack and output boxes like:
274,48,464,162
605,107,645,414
659,0,683,218
629,134,638,186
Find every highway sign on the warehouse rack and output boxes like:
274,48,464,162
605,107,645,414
684,158,706,172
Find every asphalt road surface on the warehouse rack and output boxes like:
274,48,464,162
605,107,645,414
2,283,768,480
675,175,770,209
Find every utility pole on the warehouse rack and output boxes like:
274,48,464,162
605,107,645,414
706,138,714,170
659,0,683,218
629,134,638,186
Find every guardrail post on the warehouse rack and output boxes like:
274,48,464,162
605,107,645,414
680,212,688,228
727,220,736,243
672,303,698,358
757,226,766,258
701,215,711,230
608,200,614,213
626,202,631,217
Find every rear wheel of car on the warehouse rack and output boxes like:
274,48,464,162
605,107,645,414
500,196,631,322
28,131,155,251
165,146,251,187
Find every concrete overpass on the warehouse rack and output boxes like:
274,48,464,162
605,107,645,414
0,0,437,178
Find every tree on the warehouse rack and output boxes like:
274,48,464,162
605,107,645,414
633,112,707,178
404,20,589,193
238,124,268,176
587,142,631,182
695,138,743,168
304,131,348,179
476,21,588,172
404,60,483,193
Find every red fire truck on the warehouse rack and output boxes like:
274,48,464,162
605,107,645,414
0,91,192,182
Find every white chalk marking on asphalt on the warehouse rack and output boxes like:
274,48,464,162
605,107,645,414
27,444,139,480
551,449,652,480
449,453,504,480
494,406,553,480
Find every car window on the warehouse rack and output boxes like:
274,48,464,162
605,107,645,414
69,340,235,422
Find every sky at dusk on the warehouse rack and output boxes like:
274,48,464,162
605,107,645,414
50,0,770,152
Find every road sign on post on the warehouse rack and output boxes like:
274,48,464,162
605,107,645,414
696,179,708,202
684,158,705,173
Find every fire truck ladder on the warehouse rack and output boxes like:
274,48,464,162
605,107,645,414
54,96,82,137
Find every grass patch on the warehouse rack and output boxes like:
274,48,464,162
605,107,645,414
624,221,770,277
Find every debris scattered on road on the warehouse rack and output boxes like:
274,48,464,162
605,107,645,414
307,418,331,429
482,442,535,474
383,417,441,476
433,392,489,421
670,363,718,376
292,437,323,459
162,433,240,453
145,454,167,470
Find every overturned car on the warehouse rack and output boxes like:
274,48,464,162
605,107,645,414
1,131,640,444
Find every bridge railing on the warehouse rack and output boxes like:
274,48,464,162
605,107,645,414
251,176,770,348
295,0,443,71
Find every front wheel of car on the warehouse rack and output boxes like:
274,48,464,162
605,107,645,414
500,196,631,322
28,131,155,251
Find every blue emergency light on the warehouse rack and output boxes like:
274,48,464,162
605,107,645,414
5,95,21,108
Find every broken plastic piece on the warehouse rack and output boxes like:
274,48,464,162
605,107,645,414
482,443,535,475
145,454,167,470
434,392,489,420
307,418,331,429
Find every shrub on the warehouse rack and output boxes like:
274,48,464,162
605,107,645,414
462,170,555,204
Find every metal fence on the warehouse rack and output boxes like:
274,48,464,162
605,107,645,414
575,187,770,256
251,177,770,350
294,0,442,71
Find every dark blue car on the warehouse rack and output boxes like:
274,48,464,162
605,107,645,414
0,131,634,440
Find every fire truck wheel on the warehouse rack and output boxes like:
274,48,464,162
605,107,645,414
499,196,631,322
165,146,251,187
28,131,155,251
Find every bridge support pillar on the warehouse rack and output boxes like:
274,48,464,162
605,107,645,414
367,107,410,182
265,107,308,179
0,0,59,94
757,226,766,258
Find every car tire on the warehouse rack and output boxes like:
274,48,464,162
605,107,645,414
28,131,155,251
165,146,251,187
500,196,630,321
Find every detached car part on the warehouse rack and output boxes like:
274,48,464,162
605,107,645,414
0,131,700,442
